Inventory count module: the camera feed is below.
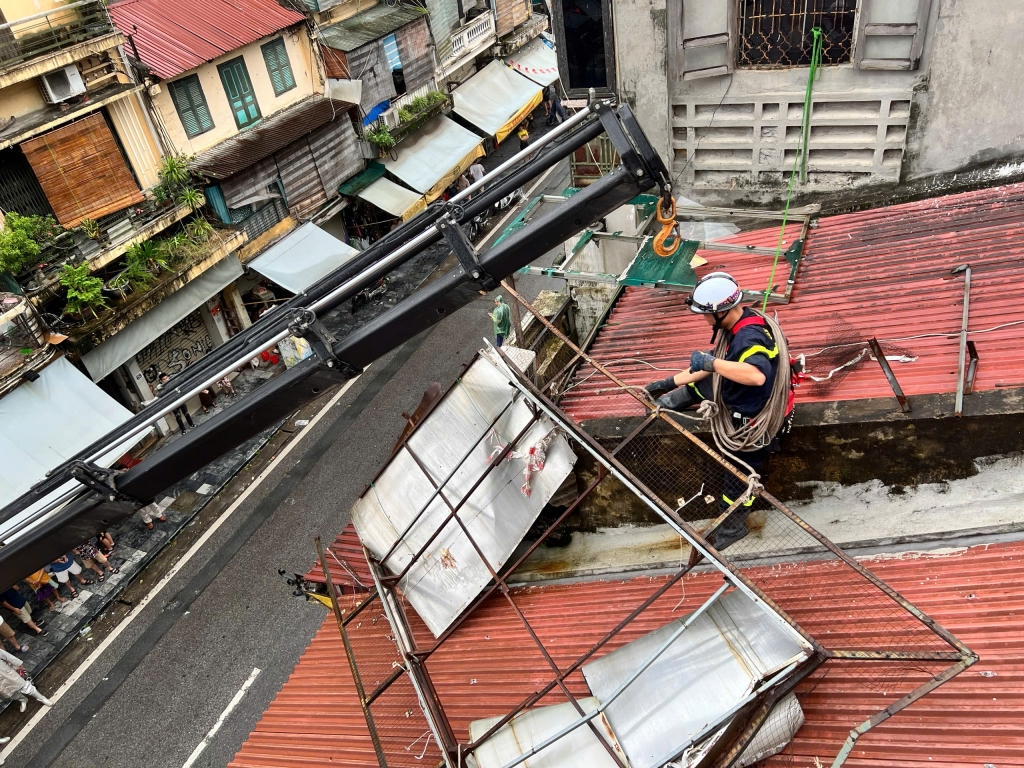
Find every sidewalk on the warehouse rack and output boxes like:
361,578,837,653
1,364,287,696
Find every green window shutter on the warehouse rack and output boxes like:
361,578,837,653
169,75,213,138
261,38,296,97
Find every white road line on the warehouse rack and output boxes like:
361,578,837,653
181,667,262,768
0,374,361,762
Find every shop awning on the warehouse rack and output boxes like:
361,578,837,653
247,222,360,294
504,37,559,86
383,115,484,202
0,356,142,542
338,160,386,196
357,177,426,221
82,255,244,382
452,60,544,143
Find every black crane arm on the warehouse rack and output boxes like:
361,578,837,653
0,101,669,587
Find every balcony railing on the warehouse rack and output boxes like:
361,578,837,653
0,0,115,72
0,294,50,390
441,11,496,68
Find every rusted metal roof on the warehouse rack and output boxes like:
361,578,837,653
108,0,305,80
231,538,1024,768
560,183,1024,422
318,4,427,52
304,523,371,592
190,96,356,180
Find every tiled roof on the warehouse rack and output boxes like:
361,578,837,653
230,538,1023,768
559,183,1024,422
108,0,305,80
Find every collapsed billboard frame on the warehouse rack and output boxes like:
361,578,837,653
319,286,976,768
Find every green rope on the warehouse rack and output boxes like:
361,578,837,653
762,28,823,312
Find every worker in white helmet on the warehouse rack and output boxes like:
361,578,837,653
645,272,783,550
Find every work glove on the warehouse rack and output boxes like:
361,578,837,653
689,350,716,374
644,377,676,397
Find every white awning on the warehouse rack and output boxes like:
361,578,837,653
383,115,484,202
247,222,361,294
452,60,544,143
0,356,143,542
82,255,244,382
357,177,426,221
504,38,559,86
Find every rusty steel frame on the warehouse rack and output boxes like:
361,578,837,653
869,337,912,413
330,285,975,768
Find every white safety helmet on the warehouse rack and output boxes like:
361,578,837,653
688,272,743,314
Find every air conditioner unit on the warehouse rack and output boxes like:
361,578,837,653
381,108,401,130
39,65,87,104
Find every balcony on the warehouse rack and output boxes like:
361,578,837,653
0,0,118,82
498,13,549,56
440,11,496,73
0,293,58,397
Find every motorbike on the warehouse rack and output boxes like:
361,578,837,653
467,187,525,242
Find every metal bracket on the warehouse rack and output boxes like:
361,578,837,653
68,461,135,504
437,214,498,291
868,338,911,413
289,308,361,377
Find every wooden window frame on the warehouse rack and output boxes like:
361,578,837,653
551,0,617,98
261,37,297,97
168,74,215,138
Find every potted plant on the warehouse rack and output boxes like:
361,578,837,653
125,239,168,279
0,212,62,280
59,261,106,321
366,124,396,156
102,269,134,302
185,217,213,243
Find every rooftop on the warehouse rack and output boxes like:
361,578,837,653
318,4,428,52
108,0,305,80
231,537,1023,768
558,182,1024,424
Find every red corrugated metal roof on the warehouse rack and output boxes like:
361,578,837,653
230,539,1022,768
109,0,305,79
560,183,1024,422
304,522,372,593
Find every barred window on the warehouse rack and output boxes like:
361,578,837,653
738,0,857,68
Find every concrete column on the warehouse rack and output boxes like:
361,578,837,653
201,295,231,347
123,357,172,436
222,282,252,332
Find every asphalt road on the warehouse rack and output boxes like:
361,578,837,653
6,156,573,768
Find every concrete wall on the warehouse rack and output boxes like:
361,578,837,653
613,0,1024,205
905,0,1024,178
153,29,317,156
1,78,42,118
0,0,75,32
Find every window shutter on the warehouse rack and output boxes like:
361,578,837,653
170,75,213,137
854,0,932,71
674,0,735,81
262,38,296,96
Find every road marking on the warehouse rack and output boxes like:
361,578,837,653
0,375,361,763
181,667,261,768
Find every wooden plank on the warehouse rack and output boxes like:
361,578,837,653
21,111,143,227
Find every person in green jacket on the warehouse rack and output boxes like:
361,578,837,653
489,295,512,347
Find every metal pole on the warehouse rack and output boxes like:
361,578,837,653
952,264,971,417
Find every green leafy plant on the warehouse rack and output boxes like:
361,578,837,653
409,95,429,112
366,123,396,150
425,90,447,106
177,188,205,211
398,106,414,123
59,261,106,317
79,218,100,240
185,218,213,243
0,212,62,275
156,154,201,209
125,239,168,286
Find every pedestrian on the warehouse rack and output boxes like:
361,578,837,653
46,553,92,600
645,272,790,551
0,648,52,712
23,570,63,613
199,387,216,413
73,541,120,582
0,615,27,653
0,587,43,637
517,122,530,150
542,86,552,121
138,501,167,531
468,160,485,185
156,372,195,435
96,530,115,555
456,173,470,194
489,295,512,348
546,83,565,126
217,376,237,397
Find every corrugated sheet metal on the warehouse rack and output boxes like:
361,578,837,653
108,0,305,80
395,17,433,93
304,522,372,592
191,97,356,180
274,136,327,219
308,115,364,200
318,5,428,52
232,538,1024,768
345,39,398,115
561,183,1024,422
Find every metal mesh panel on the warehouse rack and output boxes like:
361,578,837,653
738,0,857,68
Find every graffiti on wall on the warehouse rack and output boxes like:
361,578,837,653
137,311,214,384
